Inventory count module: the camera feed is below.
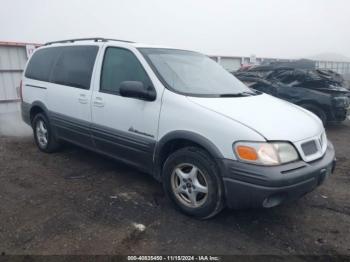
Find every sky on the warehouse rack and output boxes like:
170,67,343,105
0,0,349,59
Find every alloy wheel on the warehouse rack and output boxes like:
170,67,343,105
171,163,209,208
36,119,48,148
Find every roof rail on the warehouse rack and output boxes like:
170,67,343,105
44,37,134,46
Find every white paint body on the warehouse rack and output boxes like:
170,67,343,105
22,40,326,163
90,43,163,138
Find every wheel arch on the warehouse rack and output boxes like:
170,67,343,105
153,131,224,180
29,101,49,124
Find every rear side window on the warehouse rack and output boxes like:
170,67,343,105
51,46,98,89
100,47,151,94
25,46,98,90
25,47,61,82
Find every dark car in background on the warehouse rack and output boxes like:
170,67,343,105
234,65,350,125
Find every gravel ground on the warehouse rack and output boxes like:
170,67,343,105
0,113,349,256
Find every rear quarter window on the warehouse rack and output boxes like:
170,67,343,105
25,47,61,82
25,45,99,90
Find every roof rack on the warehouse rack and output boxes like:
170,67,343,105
44,37,134,46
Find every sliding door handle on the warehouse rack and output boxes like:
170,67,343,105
78,94,88,104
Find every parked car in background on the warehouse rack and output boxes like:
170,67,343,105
21,38,336,218
234,66,350,125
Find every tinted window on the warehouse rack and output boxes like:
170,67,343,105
51,46,98,89
25,47,61,81
100,47,151,94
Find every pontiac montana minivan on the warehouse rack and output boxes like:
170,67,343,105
21,38,336,219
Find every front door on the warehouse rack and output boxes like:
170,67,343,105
91,46,162,172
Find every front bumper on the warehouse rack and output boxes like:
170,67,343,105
221,141,336,209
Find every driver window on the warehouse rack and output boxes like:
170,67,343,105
100,47,152,94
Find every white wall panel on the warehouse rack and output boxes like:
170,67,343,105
0,45,27,101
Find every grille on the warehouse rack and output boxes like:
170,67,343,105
301,140,318,156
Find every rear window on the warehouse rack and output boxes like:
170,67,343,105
25,46,99,89
25,47,61,82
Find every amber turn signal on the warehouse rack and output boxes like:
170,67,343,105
236,145,258,161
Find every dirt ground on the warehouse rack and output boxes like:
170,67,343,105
0,114,349,256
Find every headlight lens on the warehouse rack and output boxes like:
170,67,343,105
234,142,299,165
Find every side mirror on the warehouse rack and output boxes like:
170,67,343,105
119,81,156,101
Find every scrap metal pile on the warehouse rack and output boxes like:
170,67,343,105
235,65,349,93
234,62,350,124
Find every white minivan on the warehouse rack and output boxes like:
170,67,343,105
21,38,336,219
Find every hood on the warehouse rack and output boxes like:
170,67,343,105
187,94,323,142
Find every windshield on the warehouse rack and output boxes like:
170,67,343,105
139,48,254,96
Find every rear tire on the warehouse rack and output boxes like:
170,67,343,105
162,146,224,219
32,113,60,153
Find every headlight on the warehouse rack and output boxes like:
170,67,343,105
333,96,349,108
234,142,299,166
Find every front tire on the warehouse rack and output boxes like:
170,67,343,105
162,147,224,219
32,113,60,153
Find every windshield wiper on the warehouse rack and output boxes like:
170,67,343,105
219,91,257,97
